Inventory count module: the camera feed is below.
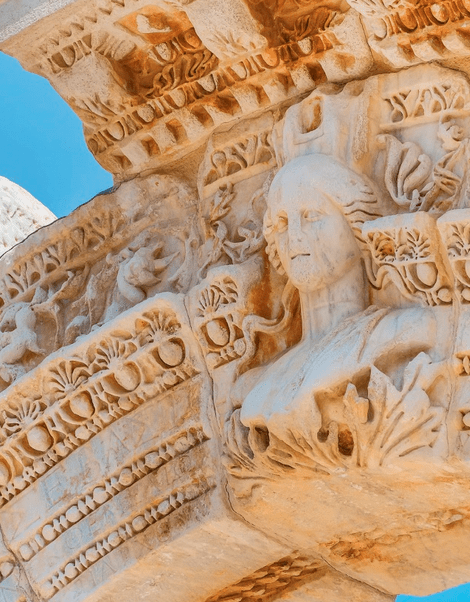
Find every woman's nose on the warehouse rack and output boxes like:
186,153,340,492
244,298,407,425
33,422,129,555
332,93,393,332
287,220,308,256
288,219,303,242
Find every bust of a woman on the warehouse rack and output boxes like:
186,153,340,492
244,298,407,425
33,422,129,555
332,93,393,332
228,154,445,474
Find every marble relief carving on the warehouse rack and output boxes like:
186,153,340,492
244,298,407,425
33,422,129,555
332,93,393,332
4,2,470,602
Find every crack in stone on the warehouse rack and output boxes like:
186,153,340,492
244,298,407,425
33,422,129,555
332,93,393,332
0,522,42,602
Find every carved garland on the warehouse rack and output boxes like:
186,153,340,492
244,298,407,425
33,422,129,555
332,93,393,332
0,302,200,506
0,209,126,309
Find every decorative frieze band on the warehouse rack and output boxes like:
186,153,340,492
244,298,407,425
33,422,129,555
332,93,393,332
0,295,202,506
204,554,325,602
41,478,215,599
17,426,208,562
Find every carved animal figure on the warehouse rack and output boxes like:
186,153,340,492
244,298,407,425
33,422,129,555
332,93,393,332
0,302,44,383
117,244,178,304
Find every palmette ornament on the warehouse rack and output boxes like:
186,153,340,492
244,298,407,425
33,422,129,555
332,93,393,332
2,2,470,601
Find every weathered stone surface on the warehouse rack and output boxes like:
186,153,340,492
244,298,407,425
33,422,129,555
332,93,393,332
0,176,55,255
3,1,470,601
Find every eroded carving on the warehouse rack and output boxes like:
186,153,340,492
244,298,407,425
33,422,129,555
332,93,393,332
380,115,470,214
221,155,449,485
4,8,470,600
0,296,201,506
18,426,208,562
0,302,44,384
204,554,326,602
42,477,215,599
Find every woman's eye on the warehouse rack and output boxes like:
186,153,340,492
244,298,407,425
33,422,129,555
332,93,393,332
304,210,321,222
276,215,288,232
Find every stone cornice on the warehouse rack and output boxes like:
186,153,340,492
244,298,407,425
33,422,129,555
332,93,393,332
0,0,373,177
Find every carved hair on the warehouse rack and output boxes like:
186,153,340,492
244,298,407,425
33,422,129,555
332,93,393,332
263,154,383,276
237,155,382,375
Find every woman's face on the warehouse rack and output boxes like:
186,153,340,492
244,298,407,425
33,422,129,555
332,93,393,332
268,184,360,292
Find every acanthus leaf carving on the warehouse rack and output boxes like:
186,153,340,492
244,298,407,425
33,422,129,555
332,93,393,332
343,353,446,468
379,116,470,215
224,352,446,482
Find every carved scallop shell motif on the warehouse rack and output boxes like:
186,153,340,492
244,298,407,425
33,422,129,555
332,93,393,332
49,360,90,399
197,279,238,317
93,338,141,394
135,310,180,345
135,310,186,370
2,398,45,436
94,338,138,371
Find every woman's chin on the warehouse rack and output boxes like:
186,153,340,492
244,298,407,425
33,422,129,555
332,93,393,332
288,273,324,292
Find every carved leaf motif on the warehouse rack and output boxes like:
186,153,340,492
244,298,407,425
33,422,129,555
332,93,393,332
379,134,432,210
399,229,430,260
277,6,335,44
198,183,267,280
224,407,351,483
205,30,256,58
447,223,470,257
86,212,125,249
373,233,396,263
72,95,120,127
205,132,274,188
343,353,444,468
152,49,216,96
209,185,234,224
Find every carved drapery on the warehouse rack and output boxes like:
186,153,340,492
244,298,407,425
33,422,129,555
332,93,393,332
3,3,470,602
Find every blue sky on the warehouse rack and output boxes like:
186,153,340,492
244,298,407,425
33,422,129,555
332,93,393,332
0,50,470,602
400,585,470,602
0,52,112,217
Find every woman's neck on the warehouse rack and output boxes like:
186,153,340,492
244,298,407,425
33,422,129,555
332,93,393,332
299,261,366,345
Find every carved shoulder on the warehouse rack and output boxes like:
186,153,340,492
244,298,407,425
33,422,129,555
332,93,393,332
363,306,440,367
